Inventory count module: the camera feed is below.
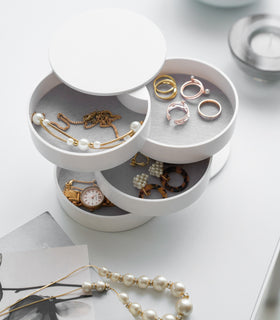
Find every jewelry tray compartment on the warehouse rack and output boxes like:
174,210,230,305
119,58,238,164
28,73,151,171
55,167,153,232
95,156,212,216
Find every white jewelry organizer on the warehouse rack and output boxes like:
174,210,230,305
28,9,239,232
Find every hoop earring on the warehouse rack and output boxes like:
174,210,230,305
166,101,190,125
139,184,168,199
180,76,210,100
160,166,189,192
133,173,168,199
198,99,222,121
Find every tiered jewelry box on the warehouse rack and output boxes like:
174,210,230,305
28,9,238,232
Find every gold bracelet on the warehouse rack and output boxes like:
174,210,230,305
32,113,142,151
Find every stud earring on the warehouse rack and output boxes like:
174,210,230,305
148,161,164,178
133,173,149,190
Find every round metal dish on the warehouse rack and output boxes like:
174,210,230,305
229,14,280,81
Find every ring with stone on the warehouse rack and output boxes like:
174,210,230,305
180,75,210,100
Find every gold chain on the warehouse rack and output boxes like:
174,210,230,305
0,265,104,317
50,110,121,138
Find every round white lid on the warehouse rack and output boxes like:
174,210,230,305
49,9,166,96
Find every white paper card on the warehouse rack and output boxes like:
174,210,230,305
0,245,95,320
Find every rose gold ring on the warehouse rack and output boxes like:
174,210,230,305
166,101,190,125
198,99,222,121
180,75,210,100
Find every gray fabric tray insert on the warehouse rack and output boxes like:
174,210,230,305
147,73,234,145
102,156,210,198
58,156,210,204
32,73,233,153
32,84,145,153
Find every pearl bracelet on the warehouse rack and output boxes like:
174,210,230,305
32,112,142,151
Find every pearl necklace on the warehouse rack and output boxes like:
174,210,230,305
91,266,193,320
32,112,142,151
0,265,193,320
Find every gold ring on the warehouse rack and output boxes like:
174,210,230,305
155,79,177,94
153,74,177,100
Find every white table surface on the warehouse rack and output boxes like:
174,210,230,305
1,0,280,319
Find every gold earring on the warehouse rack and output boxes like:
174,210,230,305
130,153,150,167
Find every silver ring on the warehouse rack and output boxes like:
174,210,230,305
166,100,190,125
198,99,222,121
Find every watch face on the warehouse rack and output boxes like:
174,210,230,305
80,186,104,209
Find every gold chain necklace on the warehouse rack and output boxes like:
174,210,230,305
32,111,142,151
50,110,122,138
